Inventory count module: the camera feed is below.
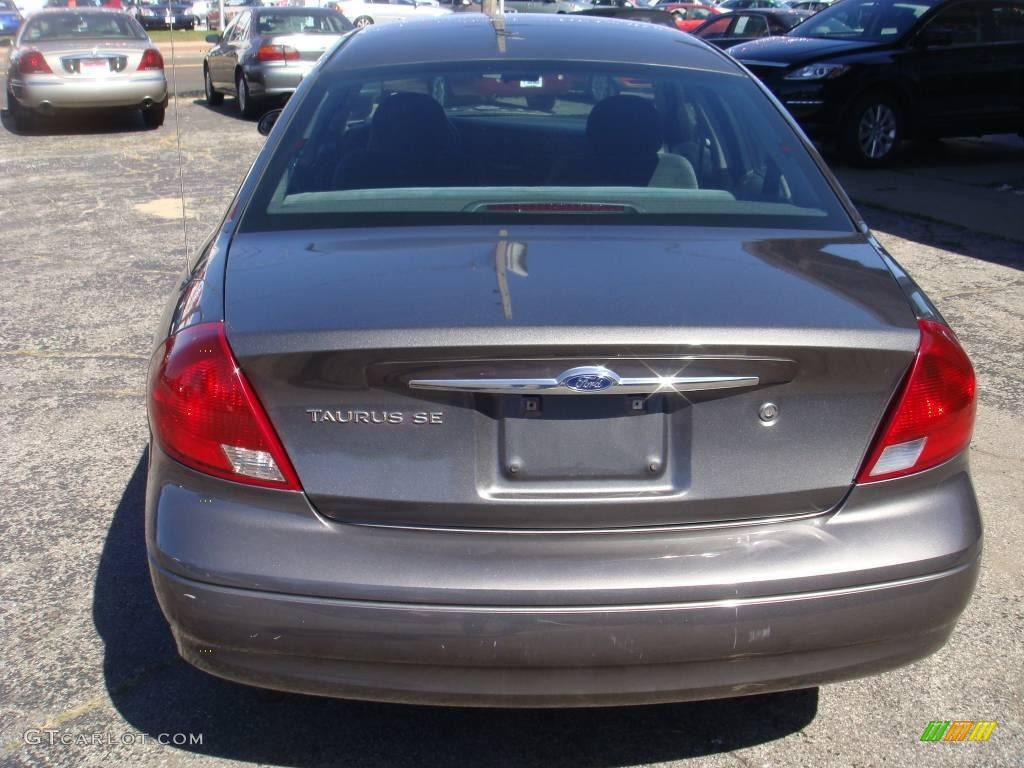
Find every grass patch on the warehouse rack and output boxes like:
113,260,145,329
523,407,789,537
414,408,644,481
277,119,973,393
147,29,214,43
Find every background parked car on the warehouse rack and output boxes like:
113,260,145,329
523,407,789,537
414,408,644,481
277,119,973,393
206,0,265,30
786,0,831,12
575,4,691,26
204,6,351,117
132,0,194,28
504,0,593,12
717,0,787,9
5,8,167,130
0,0,24,39
653,0,719,28
326,0,448,27
692,7,808,45
729,0,1024,167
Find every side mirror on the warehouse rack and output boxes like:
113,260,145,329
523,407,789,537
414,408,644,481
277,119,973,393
915,28,953,47
0,38,12,48
257,108,283,136
205,32,220,42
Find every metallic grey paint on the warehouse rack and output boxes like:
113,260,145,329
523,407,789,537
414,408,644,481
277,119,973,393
146,14,981,706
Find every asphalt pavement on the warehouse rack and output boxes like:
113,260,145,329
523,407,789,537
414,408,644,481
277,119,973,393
0,98,1021,768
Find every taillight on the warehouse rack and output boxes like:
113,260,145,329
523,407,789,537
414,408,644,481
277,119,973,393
19,51,52,75
857,319,975,483
148,322,301,490
255,44,300,62
138,49,164,71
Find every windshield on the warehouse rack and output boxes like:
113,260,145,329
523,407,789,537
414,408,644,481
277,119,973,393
21,12,146,40
0,0,18,10
254,12,350,34
241,62,851,232
792,0,936,40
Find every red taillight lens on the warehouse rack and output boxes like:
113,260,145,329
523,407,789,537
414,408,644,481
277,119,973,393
19,51,52,75
148,322,301,490
857,319,975,483
255,44,300,62
138,49,164,71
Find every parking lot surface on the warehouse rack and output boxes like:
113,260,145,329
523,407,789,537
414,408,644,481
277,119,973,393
0,99,1021,768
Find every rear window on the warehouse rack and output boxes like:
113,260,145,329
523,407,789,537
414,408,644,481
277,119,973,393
21,12,145,40
254,11,351,34
240,61,852,232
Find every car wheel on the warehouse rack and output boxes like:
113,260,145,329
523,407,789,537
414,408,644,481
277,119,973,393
430,76,449,107
590,75,618,103
204,66,224,106
353,15,373,27
841,92,903,168
236,71,258,119
6,85,34,133
142,102,166,128
525,94,556,111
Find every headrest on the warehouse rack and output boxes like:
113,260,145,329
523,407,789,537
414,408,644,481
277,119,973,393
587,95,662,155
369,92,458,155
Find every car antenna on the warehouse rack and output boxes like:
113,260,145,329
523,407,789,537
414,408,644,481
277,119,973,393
165,0,190,271
482,0,507,52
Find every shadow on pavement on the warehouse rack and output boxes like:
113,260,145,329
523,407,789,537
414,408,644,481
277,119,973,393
0,108,157,136
861,203,1024,272
193,97,272,123
95,452,819,768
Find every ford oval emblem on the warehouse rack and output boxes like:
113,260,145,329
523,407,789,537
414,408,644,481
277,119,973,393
558,366,620,393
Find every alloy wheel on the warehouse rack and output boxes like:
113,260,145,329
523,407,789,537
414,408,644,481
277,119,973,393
857,103,897,161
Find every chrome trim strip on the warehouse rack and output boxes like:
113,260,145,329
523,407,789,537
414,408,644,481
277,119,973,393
408,371,759,395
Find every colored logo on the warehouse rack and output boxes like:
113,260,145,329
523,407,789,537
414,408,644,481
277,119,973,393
920,720,996,742
558,366,619,393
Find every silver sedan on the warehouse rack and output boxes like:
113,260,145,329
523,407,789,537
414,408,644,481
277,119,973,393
203,7,351,118
5,8,168,131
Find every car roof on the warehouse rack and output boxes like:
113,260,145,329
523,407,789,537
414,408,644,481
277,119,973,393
323,13,741,74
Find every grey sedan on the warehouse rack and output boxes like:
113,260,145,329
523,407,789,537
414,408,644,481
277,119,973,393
148,14,980,707
203,6,351,118
5,9,167,131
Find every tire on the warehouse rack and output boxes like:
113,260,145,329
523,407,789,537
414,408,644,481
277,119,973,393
204,66,223,106
142,103,166,128
6,86,34,133
353,15,373,27
526,94,556,111
430,76,449,107
840,91,904,168
236,71,258,119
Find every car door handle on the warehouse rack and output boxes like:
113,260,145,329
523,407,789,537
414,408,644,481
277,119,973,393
407,368,758,395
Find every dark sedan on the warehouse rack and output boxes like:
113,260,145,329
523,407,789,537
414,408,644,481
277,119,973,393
133,0,195,29
729,0,1024,166
692,8,809,45
147,13,979,707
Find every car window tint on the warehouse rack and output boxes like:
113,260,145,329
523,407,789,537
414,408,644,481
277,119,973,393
921,2,983,43
688,6,712,17
699,14,732,33
732,13,769,32
241,62,851,232
21,11,145,40
988,2,1024,39
795,0,935,39
256,12,349,33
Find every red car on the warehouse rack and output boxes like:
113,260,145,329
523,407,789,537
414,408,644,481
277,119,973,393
654,1,719,30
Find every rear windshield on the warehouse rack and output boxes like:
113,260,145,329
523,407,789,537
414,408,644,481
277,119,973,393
254,11,351,34
793,0,936,39
240,61,852,232
21,12,145,41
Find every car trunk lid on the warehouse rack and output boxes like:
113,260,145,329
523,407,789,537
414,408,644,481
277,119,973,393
224,225,918,529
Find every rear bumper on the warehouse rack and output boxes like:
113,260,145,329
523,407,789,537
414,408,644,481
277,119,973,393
147,446,982,706
243,61,316,98
11,74,168,110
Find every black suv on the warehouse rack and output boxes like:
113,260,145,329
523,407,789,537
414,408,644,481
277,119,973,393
729,0,1024,166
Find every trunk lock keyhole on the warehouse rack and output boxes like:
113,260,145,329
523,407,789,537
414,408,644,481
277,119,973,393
759,402,779,425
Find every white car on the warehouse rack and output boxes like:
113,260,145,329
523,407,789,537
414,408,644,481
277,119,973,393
329,0,449,27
